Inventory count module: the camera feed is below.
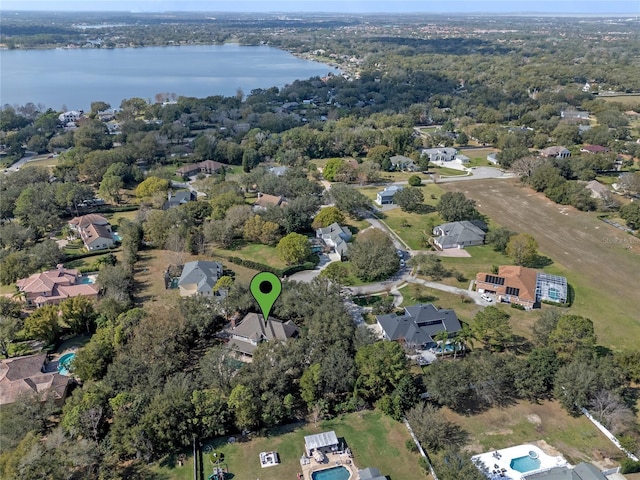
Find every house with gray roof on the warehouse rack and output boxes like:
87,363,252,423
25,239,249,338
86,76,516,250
376,185,403,205
421,147,458,164
584,180,609,199
358,467,387,480
525,462,607,480
227,312,299,359
376,304,462,350
163,190,196,210
433,220,487,250
390,155,417,171
541,146,571,159
177,260,223,297
316,222,352,260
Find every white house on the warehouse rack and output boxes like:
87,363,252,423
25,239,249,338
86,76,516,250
376,185,403,205
421,147,458,164
58,110,83,123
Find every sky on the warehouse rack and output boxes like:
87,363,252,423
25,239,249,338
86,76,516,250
1,0,639,14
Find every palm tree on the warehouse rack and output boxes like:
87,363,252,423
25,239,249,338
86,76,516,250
434,330,450,357
455,323,475,357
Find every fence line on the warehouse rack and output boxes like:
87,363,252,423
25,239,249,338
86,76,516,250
403,418,439,480
581,407,639,461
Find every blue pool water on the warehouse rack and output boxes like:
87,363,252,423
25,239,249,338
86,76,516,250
311,466,350,480
112,233,122,241
78,275,95,284
58,353,76,376
510,455,541,473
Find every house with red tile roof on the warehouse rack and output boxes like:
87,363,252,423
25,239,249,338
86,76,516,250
0,354,70,406
475,266,568,309
16,265,99,307
253,192,287,210
580,145,610,154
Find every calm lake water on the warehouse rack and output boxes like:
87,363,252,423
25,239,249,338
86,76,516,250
0,44,337,110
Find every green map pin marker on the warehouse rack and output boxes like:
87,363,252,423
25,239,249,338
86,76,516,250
250,272,282,325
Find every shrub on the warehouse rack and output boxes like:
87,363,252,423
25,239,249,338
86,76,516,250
510,303,526,310
408,175,422,186
620,459,640,474
406,439,419,453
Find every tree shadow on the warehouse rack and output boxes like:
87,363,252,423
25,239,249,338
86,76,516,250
527,255,553,268
414,204,437,214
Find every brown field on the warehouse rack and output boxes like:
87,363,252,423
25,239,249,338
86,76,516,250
134,249,259,305
442,179,640,350
444,400,623,469
600,94,640,107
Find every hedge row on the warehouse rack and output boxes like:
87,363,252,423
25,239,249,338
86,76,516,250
63,246,120,262
225,256,315,278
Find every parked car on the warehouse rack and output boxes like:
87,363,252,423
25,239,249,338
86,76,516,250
481,293,493,302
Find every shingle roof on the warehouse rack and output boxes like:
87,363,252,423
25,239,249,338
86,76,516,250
178,261,222,293
230,312,299,343
433,220,487,249
377,304,461,347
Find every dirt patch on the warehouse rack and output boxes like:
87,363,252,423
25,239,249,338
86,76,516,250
527,414,542,426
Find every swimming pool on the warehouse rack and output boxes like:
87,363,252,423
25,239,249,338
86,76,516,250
311,466,350,480
78,275,96,285
58,353,76,376
510,454,541,473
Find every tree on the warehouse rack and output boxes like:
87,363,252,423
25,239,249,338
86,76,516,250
135,176,170,198
311,207,345,229
437,192,480,222
228,384,260,431
277,232,311,265
485,227,516,253
209,276,232,297
24,305,61,344
513,348,560,401
410,254,449,280
506,233,539,266
405,402,469,452
471,306,513,352
59,296,97,335
408,175,422,186
348,228,398,281
432,447,486,480
327,183,372,218
96,264,133,304
192,388,231,437
0,297,23,357
98,175,124,204
548,315,596,359
620,203,640,230
355,341,409,401
616,172,640,198
322,158,346,182
394,187,424,212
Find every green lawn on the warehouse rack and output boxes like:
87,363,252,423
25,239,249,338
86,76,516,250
215,242,287,270
152,411,422,480
432,166,469,177
398,284,482,323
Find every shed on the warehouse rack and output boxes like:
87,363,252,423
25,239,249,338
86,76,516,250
304,431,339,456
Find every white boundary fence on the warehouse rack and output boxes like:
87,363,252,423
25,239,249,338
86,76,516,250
581,407,639,461
404,418,439,480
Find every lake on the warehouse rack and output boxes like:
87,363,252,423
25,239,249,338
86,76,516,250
0,44,337,111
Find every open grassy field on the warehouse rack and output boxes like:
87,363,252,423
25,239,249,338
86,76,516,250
134,248,260,305
152,411,421,480
443,179,640,350
443,400,622,469
600,94,640,107
398,284,482,322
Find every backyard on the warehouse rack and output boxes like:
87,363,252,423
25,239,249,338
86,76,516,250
442,400,623,469
442,179,640,350
152,411,422,480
